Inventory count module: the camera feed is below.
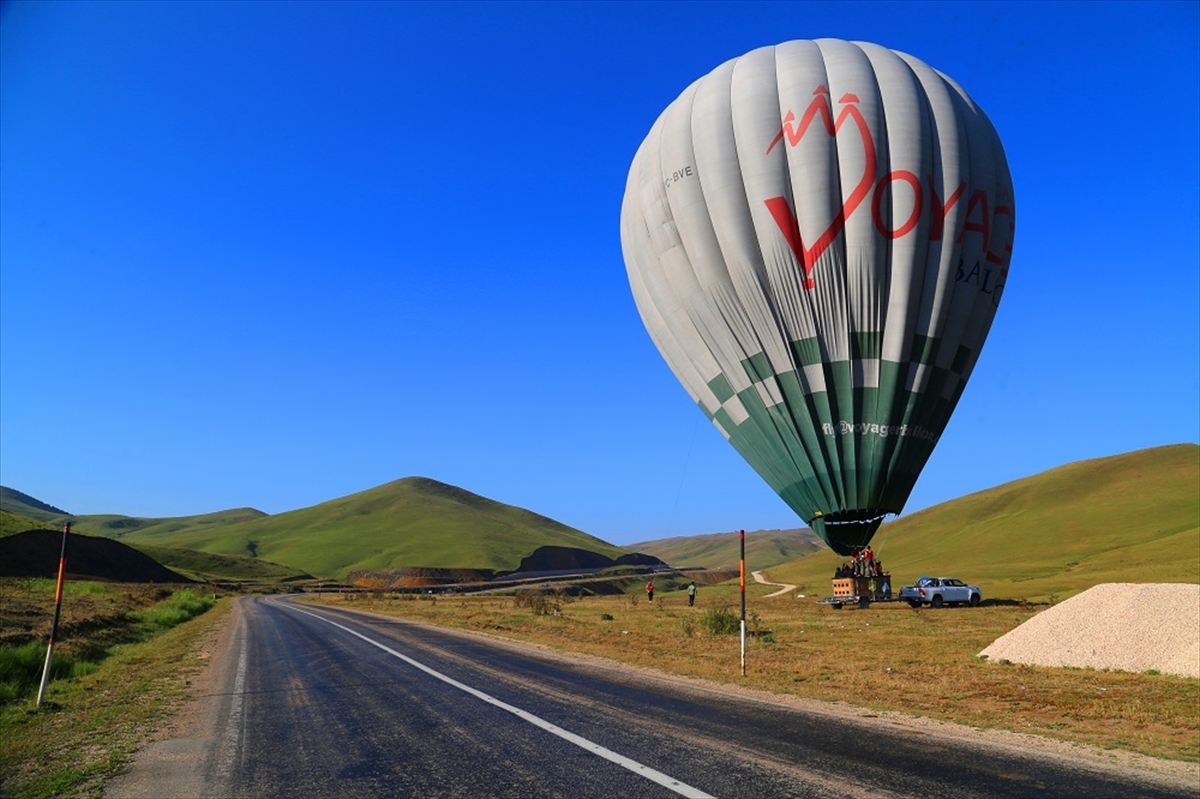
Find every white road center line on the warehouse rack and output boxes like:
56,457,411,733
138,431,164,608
290,605,715,799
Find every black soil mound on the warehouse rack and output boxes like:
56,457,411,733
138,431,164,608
346,567,496,588
516,546,615,572
514,546,667,573
614,552,665,567
0,529,193,583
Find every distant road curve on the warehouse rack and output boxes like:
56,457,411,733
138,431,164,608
107,596,1198,799
752,570,798,598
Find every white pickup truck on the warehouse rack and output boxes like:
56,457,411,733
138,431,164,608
899,576,981,608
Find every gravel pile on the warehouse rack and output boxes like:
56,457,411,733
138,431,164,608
979,583,1200,678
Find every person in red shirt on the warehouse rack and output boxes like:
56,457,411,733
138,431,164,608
646,581,654,602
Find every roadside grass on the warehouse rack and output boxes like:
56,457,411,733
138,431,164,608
0,581,215,705
307,584,1200,763
0,580,225,799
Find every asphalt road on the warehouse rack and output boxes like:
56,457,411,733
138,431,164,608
108,596,1197,798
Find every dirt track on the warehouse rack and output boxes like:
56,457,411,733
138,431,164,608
751,570,797,598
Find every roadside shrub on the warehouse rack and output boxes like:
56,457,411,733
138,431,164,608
700,605,740,636
138,589,215,634
512,590,558,616
680,616,696,637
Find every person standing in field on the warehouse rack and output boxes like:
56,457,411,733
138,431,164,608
646,581,654,602
687,581,697,607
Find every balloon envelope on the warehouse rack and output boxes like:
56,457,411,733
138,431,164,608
620,40,1014,555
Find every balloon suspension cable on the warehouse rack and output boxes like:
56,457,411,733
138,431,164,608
873,512,896,559
820,509,889,526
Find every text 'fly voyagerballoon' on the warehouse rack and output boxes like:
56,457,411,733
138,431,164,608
620,40,1014,555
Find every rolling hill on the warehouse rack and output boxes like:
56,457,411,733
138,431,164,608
629,528,822,571
0,488,269,539
763,443,1200,602
2,479,634,581
6,443,1196,591
88,477,629,579
0,487,68,522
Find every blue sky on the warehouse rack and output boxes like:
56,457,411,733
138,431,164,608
2,1,1197,546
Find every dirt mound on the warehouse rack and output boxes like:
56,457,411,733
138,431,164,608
0,529,192,583
979,583,1199,678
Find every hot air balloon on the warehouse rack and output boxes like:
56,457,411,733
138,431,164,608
620,40,1014,556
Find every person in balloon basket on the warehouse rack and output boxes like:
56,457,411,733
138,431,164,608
686,581,697,607
646,581,654,603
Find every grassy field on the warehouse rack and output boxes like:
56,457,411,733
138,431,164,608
306,583,1200,764
0,579,225,798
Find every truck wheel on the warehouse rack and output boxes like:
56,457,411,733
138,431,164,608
831,601,843,609
931,595,944,608
858,597,870,610
969,594,981,607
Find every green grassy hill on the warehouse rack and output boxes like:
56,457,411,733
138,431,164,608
0,487,67,522
0,487,268,540
0,509,58,537
0,502,299,584
118,477,629,579
763,444,1200,602
126,543,312,584
629,528,822,571
51,508,267,540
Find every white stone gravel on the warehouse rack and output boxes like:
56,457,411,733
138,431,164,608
979,583,1200,678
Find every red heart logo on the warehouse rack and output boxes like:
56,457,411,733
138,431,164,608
764,87,878,289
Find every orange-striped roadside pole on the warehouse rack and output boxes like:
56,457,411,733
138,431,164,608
36,521,71,707
739,529,746,677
